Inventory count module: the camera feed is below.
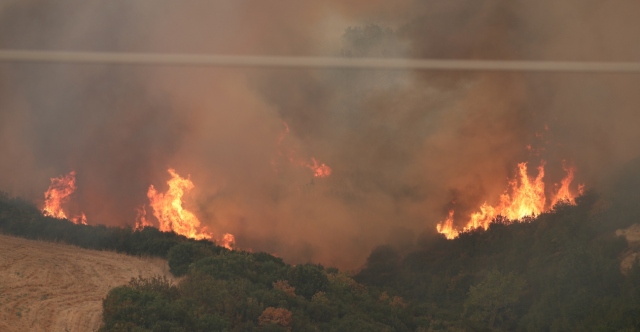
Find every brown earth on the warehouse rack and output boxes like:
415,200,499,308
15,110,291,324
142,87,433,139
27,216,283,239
616,223,640,272
0,234,172,332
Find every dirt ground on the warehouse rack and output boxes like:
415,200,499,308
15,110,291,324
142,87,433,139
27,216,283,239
0,234,172,332
617,223,640,272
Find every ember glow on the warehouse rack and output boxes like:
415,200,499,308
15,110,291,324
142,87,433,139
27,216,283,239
144,168,214,240
277,122,332,178
437,161,583,239
305,158,332,178
42,171,87,225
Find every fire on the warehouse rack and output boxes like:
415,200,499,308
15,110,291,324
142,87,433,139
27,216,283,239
220,233,236,250
436,210,459,240
43,171,76,219
74,213,88,226
550,163,584,206
437,161,583,239
134,205,153,231
141,169,238,247
276,121,332,178
305,158,332,178
144,168,213,240
42,171,87,225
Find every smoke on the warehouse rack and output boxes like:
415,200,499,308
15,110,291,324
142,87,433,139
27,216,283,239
0,0,639,268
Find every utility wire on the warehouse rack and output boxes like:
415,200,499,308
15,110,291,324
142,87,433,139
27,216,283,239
1,50,639,73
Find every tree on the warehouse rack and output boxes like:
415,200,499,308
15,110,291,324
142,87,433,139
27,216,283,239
167,242,213,276
464,270,526,329
355,245,400,287
288,264,329,299
258,307,293,330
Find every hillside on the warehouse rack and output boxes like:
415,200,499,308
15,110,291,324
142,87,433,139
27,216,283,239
0,234,172,332
2,190,640,330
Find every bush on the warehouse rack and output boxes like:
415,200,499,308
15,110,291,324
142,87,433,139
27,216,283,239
167,242,219,276
288,264,329,300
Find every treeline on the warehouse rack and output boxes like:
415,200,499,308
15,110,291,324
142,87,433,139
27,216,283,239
103,247,420,331
356,193,640,331
0,192,212,257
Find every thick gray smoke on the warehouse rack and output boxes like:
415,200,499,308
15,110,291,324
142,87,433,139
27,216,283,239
0,1,639,268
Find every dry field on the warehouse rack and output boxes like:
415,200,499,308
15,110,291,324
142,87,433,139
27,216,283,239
0,234,172,331
618,223,640,272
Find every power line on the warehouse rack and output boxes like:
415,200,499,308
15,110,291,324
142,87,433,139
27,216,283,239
1,50,639,73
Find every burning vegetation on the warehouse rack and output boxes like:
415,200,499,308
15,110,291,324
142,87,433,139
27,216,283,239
437,161,584,239
1,1,640,331
137,168,235,249
41,168,236,249
142,168,213,240
275,121,332,178
42,171,86,225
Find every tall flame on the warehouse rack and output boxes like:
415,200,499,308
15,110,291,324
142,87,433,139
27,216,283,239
145,168,213,240
437,161,583,239
42,171,87,225
436,210,459,240
550,163,584,206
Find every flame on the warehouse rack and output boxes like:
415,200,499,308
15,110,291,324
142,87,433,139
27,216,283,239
437,161,583,239
276,121,332,178
146,168,213,240
43,171,76,219
73,213,88,226
134,205,153,231
138,169,238,249
220,233,236,250
42,171,87,225
305,158,332,178
550,163,584,206
436,210,459,240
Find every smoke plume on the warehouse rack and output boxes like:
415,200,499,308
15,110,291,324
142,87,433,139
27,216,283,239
0,0,639,268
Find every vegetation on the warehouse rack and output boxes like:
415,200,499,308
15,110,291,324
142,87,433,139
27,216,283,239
0,192,212,257
2,190,640,331
356,193,640,331
0,193,419,331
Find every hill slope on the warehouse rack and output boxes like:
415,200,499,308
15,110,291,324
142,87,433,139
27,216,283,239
0,234,172,332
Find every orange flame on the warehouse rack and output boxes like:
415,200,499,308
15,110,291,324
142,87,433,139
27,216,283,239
276,121,332,178
74,213,88,226
305,158,332,178
436,210,459,240
43,171,76,219
220,233,236,250
42,171,87,225
134,205,153,231
146,168,213,240
550,163,584,206
437,161,583,239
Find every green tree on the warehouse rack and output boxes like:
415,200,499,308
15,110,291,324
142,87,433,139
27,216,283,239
464,270,526,330
167,242,216,276
288,264,329,300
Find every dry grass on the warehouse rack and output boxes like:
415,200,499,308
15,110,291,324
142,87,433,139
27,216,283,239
0,234,172,331
617,224,640,273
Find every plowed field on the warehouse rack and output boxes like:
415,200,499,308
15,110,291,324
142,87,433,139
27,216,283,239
0,234,172,331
